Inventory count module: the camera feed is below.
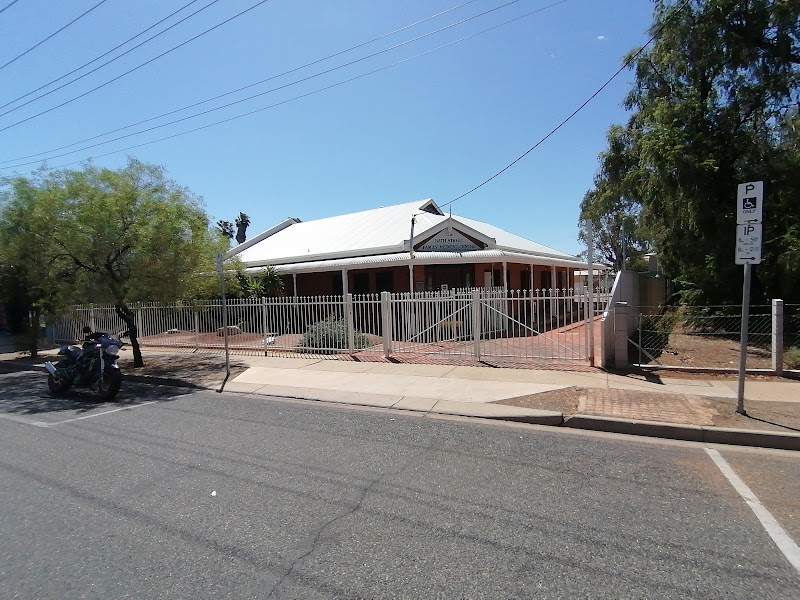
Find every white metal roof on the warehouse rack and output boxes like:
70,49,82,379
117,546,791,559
230,199,579,269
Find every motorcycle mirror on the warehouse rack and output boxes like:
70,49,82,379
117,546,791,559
82,326,92,334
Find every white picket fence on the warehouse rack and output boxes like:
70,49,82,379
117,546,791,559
48,287,610,362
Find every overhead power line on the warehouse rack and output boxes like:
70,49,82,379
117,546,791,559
0,0,558,165
0,0,22,16
0,0,110,71
1,1,567,172
0,0,206,112
440,0,694,210
0,0,476,118
0,0,272,131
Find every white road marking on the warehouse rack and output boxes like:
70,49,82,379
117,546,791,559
0,413,49,427
706,447,800,574
47,401,158,425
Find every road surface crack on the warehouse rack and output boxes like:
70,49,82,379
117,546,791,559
266,442,433,597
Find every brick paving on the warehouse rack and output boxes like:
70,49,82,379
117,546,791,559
581,389,716,425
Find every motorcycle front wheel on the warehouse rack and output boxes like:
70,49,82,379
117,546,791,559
47,373,72,395
99,368,122,401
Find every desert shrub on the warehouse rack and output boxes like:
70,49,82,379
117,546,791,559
785,347,800,370
299,316,369,351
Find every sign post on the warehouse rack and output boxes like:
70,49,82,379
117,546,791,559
735,181,763,415
216,253,230,382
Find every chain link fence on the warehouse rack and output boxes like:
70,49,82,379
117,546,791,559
786,304,800,370
635,305,774,369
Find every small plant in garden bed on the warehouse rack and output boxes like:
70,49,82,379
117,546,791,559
299,316,370,352
785,346,800,370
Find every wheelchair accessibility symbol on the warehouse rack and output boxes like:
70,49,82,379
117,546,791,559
737,181,763,224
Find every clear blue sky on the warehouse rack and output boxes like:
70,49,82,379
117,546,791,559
0,0,655,255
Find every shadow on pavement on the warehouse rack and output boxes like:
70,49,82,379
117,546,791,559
0,370,192,416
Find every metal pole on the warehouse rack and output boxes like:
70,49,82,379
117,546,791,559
587,220,595,366
217,254,230,379
736,263,751,415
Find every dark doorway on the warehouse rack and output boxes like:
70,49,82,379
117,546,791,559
376,271,394,293
354,272,370,294
520,269,531,291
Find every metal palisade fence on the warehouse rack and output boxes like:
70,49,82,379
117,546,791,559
48,287,610,363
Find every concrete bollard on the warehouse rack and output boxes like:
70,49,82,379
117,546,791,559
614,302,630,369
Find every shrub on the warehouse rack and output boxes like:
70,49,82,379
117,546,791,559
299,316,369,352
785,346,800,370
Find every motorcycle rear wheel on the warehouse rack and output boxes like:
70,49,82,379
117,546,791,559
99,368,122,401
47,373,72,395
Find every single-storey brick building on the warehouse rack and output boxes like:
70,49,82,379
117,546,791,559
227,199,603,295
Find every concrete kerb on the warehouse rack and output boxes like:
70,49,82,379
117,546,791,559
565,414,800,451
1,358,799,450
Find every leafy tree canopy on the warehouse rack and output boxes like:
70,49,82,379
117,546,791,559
580,0,799,304
0,158,228,365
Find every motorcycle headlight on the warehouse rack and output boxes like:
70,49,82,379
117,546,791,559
104,345,120,356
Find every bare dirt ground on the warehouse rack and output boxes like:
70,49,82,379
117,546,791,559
637,330,774,369
0,348,249,389
116,353,250,388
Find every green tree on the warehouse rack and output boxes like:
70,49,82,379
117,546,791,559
580,125,651,271
236,267,284,298
0,158,227,366
0,171,75,355
621,0,800,304
234,212,250,244
216,220,234,241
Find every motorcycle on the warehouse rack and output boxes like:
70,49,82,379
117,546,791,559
44,327,126,401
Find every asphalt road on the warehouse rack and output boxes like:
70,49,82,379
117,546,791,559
0,370,799,599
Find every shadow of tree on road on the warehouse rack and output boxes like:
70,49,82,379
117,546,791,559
0,370,192,416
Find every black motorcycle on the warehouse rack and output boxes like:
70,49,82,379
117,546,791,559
44,327,126,401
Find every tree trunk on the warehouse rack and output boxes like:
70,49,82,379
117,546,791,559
28,307,40,358
114,303,144,367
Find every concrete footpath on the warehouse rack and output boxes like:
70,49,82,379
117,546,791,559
1,346,799,450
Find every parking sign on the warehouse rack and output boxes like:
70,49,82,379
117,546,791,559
736,181,763,223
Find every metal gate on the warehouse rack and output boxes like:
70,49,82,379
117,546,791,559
386,288,593,361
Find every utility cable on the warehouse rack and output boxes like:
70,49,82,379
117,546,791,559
0,0,483,162
0,0,272,131
0,0,110,71
5,2,564,172
0,0,560,165
440,0,693,209
0,0,224,119
0,0,205,112
0,0,22,16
